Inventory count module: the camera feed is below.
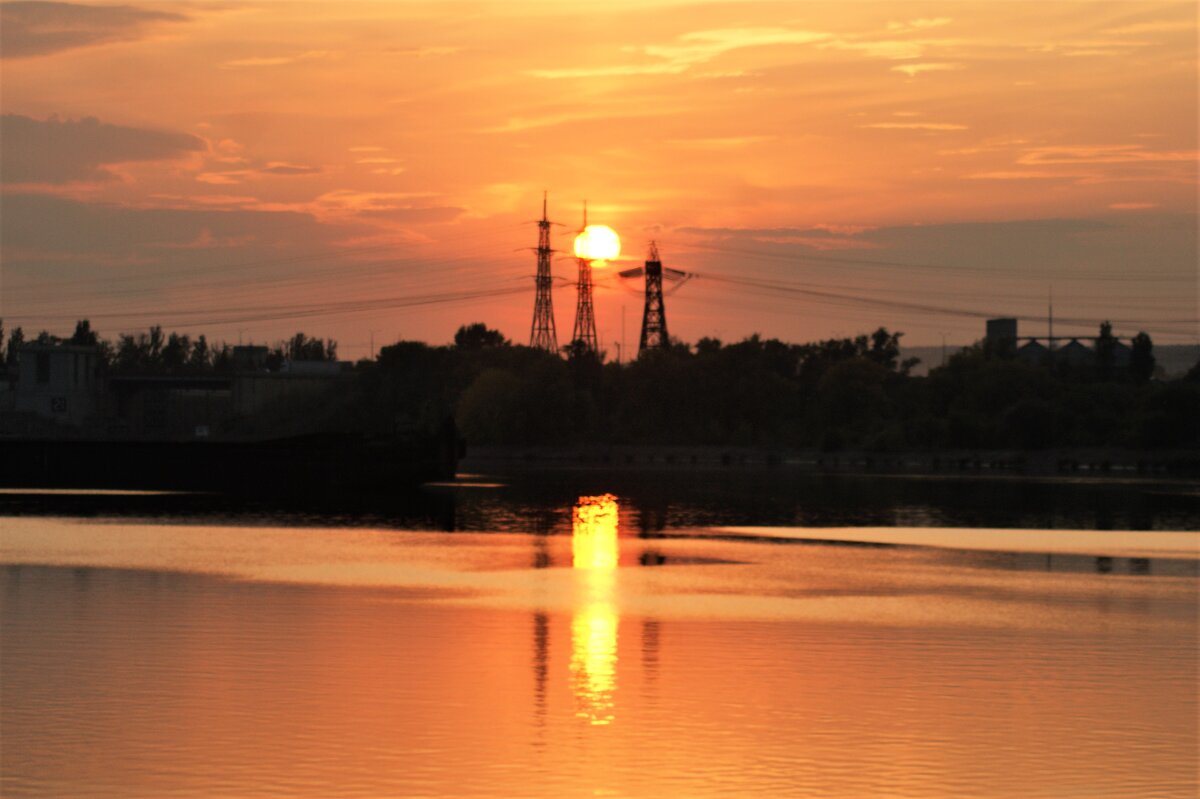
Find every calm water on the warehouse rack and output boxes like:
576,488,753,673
1,472,1198,798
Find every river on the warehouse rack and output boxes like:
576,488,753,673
1,470,1197,798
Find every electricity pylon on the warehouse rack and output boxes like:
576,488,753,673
529,192,558,352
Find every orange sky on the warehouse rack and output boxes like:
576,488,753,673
1,1,1196,356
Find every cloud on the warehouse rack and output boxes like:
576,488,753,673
481,107,678,133
530,26,831,79
0,1,186,59
965,171,1085,180
528,63,686,79
888,18,953,32
892,62,962,77
1103,20,1194,35
1108,202,1158,210
221,50,332,69
0,114,205,184
259,162,321,176
355,206,466,224
1018,145,1199,165
386,45,462,57
861,122,968,131
666,136,777,149
0,192,317,258
645,27,831,64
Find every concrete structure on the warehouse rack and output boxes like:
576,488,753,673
1016,339,1050,366
1057,339,1093,367
13,344,101,427
5,342,349,440
986,318,1018,346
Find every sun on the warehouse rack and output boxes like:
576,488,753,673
574,225,621,261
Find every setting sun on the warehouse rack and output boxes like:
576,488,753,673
573,225,621,262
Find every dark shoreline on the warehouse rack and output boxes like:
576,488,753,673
461,444,1200,478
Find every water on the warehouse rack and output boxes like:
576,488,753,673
1,472,1198,798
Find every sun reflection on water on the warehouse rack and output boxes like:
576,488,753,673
570,494,620,725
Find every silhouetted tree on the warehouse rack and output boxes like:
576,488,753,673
189,335,211,371
1095,321,1117,381
69,319,100,346
6,326,24,366
286,332,337,361
1129,332,1155,383
162,333,191,372
454,323,508,350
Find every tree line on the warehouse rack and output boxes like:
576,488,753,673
362,322,1199,451
4,318,1197,451
0,320,336,374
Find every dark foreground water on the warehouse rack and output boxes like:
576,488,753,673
1,471,1197,798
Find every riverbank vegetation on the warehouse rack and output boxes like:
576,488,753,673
5,319,1197,451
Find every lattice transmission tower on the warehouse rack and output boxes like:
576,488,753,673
639,242,669,352
528,192,558,352
571,202,598,353
619,242,692,357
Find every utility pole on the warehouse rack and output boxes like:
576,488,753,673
1048,285,1055,352
529,191,558,352
621,305,626,364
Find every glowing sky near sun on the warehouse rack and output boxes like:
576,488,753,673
1,1,1196,356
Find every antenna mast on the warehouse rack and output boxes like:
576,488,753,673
529,191,558,352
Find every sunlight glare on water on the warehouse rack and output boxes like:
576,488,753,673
570,494,620,725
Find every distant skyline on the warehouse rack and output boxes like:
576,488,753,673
1,1,1196,358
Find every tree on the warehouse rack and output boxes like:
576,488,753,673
69,319,100,346
1129,331,1155,383
1095,320,1117,381
276,332,338,363
454,323,508,350
189,335,211,371
162,333,191,371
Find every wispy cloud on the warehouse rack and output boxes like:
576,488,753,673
259,162,321,176
221,50,332,69
1018,145,1199,165
966,171,1085,180
887,18,953,33
892,62,962,77
386,45,462,57
862,122,968,131
1102,20,1194,35
196,162,322,183
531,26,830,79
528,62,686,79
1109,202,1159,210
481,108,676,133
666,136,777,149
1027,39,1149,57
